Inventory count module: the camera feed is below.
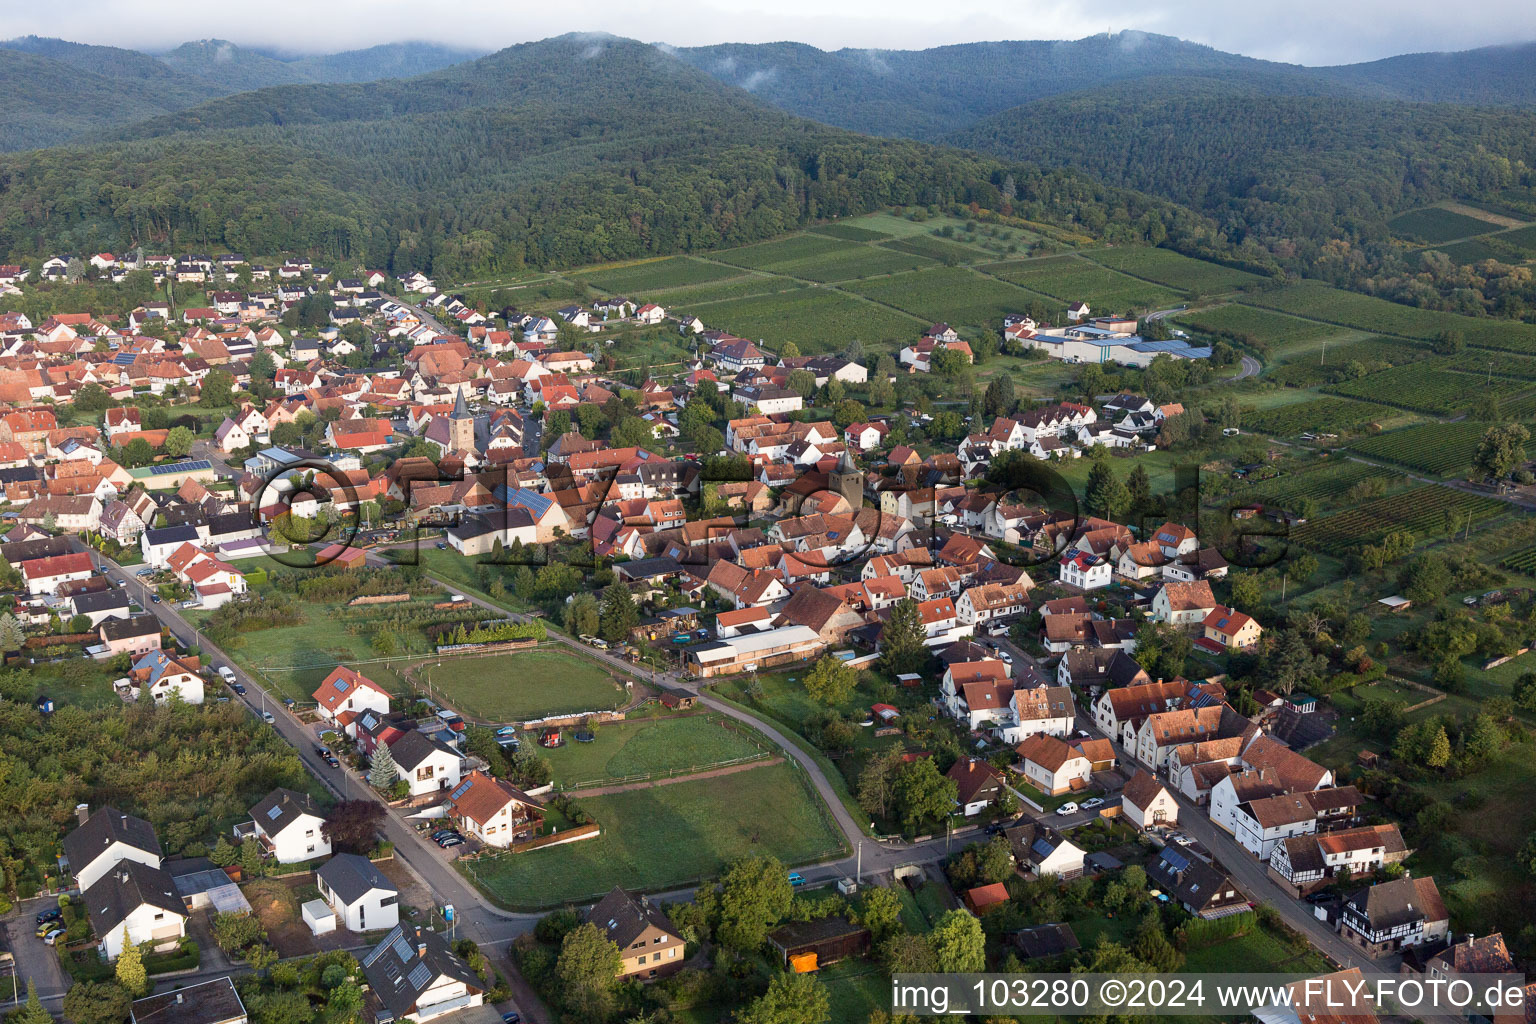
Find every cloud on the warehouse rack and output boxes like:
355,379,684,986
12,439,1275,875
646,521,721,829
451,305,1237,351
6,0,1534,67
740,67,777,91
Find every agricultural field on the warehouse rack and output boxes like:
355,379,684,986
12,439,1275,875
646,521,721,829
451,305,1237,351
1234,460,1404,510
1349,421,1495,476
536,713,771,789
640,275,792,306
809,222,893,242
1388,206,1502,244
1435,238,1506,264
1250,282,1536,352
881,235,991,263
1492,224,1536,258
1086,247,1264,293
420,647,627,722
1175,303,1341,351
1502,548,1536,574
710,234,862,272
980,255,1183,312
845,265,1056,332
1240,396,1391,436
580,256,745,293
776,245,937,284
1291,485,1507,553
463,762,845,908
689,286,921,353
1326,363,1531,415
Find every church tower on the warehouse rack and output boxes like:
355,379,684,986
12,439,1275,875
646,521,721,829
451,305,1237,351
448,388,475,452
830,450,862,510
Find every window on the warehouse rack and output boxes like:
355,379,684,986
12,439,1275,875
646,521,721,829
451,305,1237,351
637,955,646,965
654,936,663,944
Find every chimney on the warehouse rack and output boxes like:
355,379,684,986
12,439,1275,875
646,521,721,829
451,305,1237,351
968,760,976,773
75,803,90,825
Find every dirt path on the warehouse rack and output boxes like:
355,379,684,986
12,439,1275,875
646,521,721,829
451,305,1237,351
563,756,783,798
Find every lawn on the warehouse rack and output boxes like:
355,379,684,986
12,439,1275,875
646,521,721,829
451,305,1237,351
981,255,1183,313
463,762,846,907
1086,247,1264,294
688,285,923,353
26,658,130,709
1180,924,1328,974
538,712,771,788
422,648,627,722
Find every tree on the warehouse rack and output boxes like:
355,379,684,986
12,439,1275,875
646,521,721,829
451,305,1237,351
880,598,928,675
598,583,639,643
717,854,794,952
803,657,856,706
563,592,600,637
1287,552,1318,584
1515,672,1536,711
894,757,958,830
983,374,1015,417
323,800,386,854
74,382,112,412
857,885,903,942
369,743,399,791
163,426,195,458
1475,424,1530,480
736,972,830,1024
1084,461,1129,519
12,981,53,1024
1425,725,1452,769
1125,462,1153,516
929,909,985,972
780,342,801,360
67,614,92,635
115,928,147,995
209,834,237,867
1132,913,1183,972
611,416,653,448
199,368,236,409
1433,329,1466,355
857,747,906,819
554,923,622,1022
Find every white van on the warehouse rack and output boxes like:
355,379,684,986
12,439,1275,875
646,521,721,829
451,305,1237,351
1055,801,1079,816
217,666,237,683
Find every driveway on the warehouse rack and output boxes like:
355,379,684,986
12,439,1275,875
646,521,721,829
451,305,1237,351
1,908,69,1002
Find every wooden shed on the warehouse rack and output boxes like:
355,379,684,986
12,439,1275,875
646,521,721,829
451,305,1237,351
767,916,870,968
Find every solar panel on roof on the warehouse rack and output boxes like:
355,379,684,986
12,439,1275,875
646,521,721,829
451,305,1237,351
391,935,415,962
148,459,212,475
266,805,283,820
450,779,474,800
407,962,432,990
333,679,350,693
1161,849,1190,872
1032,838,1055,858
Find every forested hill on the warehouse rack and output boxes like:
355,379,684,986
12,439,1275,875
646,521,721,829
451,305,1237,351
0,35,1218,281
677,34,1536,141
949,77,1536,252
0,36,480,149
675,34,1333,140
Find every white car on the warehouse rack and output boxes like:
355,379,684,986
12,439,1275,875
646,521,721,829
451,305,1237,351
999,651,1013,664
260,711,275,724
1055,801,1079,816
1168,833,1194,847
1081,797,1104,811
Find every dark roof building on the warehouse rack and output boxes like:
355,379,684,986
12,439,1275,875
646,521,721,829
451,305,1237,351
130,976,247,1024
361,924,484,1021
1146,847,1250,920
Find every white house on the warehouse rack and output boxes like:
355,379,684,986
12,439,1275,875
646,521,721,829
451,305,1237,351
388,730,462,798
243,788,331,864
1058,550,1112,590
1006,822,1087,880
1149,580,1217,628
311,666,391,735
1013,734,1093,796
995,683,1076,745
446,770,545,848
84,861,188,960
1120,770,1178,830
123,649,205,705
63,807,163,893
316,853,399,933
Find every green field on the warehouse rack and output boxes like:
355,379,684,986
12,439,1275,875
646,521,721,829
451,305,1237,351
846,265,1059,329
1389,206,1502,244
580,256,747,293
1236,459,1406,509
1240,396,1391,436
1436,238,1506,264
423,648,626,722
1087,247,1264,293
689,285,922,352
643,275,792,306
1176,303,1347,351
1250,282,1536,353
980,255,1183,312
538,713,770,788
1495,224,1536,257
464,762,846,907
712,234,866,271
1326,364,1530,414
881,235,990,263
1349,421,1494,476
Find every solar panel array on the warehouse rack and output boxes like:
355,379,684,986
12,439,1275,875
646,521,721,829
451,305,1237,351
407,962,432,991
148,459,212,476
1161,848,1190,872
450,778,474,800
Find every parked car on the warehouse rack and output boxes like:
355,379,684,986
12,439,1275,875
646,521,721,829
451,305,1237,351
1167,833,1194,847
437,835,465,849
1055,802,1079,816
231,683,246,696
150,595,161,604
42,928,65,946
1074,729,1091,739
35,922,58,938
787,872,805,887
436,541,447,550
34,907,61,926
260,711,275,724
217,666,237,683
999,651,1013,664
1081,797,1105,811
502,1014,522,1024
431,829,460,842
1304,891,1336,905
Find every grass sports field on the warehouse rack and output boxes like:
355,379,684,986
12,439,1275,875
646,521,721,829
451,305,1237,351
539,713,771,788
463,762,845,907
422,648,626,721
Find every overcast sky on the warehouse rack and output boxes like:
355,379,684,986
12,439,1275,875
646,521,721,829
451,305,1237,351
10,0,1535,66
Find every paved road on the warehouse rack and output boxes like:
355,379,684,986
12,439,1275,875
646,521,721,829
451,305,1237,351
1146,303,1261,382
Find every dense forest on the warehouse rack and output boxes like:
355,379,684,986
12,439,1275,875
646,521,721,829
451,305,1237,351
954,78,1536,317
0,38,1220,279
